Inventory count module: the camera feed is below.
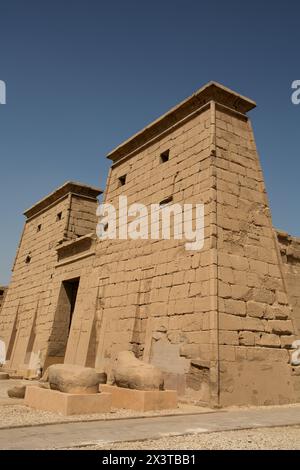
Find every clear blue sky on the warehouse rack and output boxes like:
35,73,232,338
0,0,299,285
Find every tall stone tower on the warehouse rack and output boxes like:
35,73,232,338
0,182,101,374
93,82,299,406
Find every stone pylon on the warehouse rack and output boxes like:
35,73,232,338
94,82,299,406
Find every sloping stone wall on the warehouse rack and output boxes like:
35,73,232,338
277,230,300,335
214,106,296,406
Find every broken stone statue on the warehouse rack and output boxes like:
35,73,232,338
112,351,164,391
48,363,107,394
7,381,49,399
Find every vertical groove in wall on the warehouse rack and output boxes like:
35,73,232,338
93,169,112,366
63,193,73,240
209,100,220,406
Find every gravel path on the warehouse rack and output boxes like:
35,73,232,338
83,426,300,450
0,404,212,429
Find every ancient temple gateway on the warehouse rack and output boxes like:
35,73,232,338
1,82,300,407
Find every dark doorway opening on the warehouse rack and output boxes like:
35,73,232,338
45,277,80,368
63,278,80,332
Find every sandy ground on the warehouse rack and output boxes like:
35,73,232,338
0,403,215,429
81,426,300,450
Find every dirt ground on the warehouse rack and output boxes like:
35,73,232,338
1,379,300,450
81,426,300,450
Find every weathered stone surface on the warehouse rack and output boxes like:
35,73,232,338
112,351,164,391
0,372,9,380
267,320,294,336
48,364,104,394
100,384,177,411
281,335,295,349
247,301,266,319
7,385,26,398
24,386,111,416
7,381,44,399
256,334,281,348
239,331,255,346
95,371,107,384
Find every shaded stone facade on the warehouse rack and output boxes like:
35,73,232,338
1,82,300,406
0,182,101,374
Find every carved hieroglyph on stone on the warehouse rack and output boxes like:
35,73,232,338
112,351,164,391
48,364,105,394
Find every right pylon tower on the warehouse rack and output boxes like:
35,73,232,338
210,85,299,406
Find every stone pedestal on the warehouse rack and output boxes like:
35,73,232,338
100,384,177,411
0,372,9,380
24,386,111,416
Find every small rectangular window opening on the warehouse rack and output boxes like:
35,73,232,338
160,150,169,164
159,196,173,208
56,212,62,221
37,224,42,232
118,175,127,187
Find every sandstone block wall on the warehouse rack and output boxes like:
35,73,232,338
93,105,217,402
0,183,101,371
214,107,297,406
45,234,98,369
91,85,299,406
